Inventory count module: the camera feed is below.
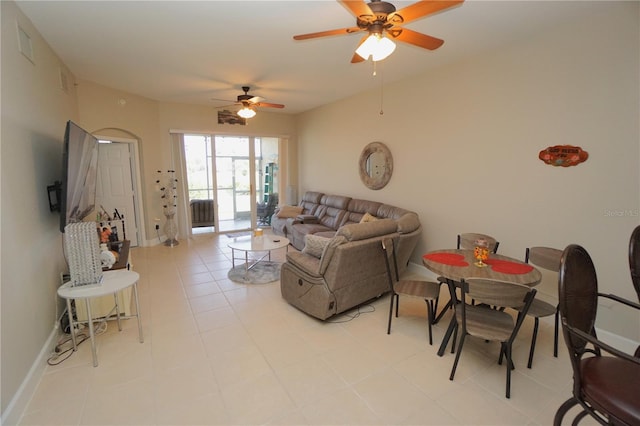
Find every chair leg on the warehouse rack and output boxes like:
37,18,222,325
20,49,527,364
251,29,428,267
449,332,466,380
527,317,540,369
572,410,591,425
553,397,578,426
425,300,433,345
387,293,395,334
450,322,458,353
553,308,559,357
504,343,513,398
395,295,400,317
433,298,452,324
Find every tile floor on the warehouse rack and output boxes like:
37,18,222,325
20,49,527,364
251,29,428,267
20,232,593,425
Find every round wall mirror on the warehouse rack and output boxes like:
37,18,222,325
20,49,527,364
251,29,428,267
359,142,393,190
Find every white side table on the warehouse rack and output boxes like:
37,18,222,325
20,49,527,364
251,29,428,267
57,269,143,367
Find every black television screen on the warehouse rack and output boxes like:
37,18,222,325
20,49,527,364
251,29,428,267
59,120,99,232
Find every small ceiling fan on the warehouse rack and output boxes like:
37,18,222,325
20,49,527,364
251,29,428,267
293,0,464,63
213,86,285,119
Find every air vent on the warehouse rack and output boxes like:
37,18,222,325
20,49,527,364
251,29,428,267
16,23,34,64
59,68,69,93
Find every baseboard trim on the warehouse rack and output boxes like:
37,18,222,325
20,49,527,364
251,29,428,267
596,327,640,356
2,325,59,426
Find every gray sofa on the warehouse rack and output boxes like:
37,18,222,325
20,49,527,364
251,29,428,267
274,191,422,320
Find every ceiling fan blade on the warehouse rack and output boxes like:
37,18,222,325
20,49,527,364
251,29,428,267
388,0,464,25
248,96,264,104
211,97,236,103
338,0,373,19
350,34,368,63
388,27,444,50
214,103,238,110
293,26,362,40
351,53,366,63
254,102,285,109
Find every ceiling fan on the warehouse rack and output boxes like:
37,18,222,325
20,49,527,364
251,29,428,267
213,86,285,119
293,0,464,63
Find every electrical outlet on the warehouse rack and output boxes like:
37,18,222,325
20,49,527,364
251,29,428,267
155,224,160,230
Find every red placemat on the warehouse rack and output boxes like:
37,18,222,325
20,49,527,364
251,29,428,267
423,253,469,267
484,259,534,274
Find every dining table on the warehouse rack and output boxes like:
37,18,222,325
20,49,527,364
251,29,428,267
422,249,542,356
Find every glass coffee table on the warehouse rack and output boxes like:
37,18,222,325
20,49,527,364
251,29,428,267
228,236,290,281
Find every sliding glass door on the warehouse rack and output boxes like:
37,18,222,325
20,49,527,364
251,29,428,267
183,133,280,234
215,136,251,232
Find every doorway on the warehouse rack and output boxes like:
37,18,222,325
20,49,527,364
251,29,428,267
182,134,280,234
95,140,141,246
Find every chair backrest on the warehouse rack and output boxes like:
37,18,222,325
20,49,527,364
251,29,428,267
526,246,562,300
629,225,640,301
456,278,536,344
464,278,534,310
381,237,400,290
458,233,499,253
558,244,599,355
525,247,562,272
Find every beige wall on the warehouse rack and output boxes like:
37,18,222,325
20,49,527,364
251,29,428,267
1,1,79,417
296,2,639,339
1,0,638,420
76,83,296,241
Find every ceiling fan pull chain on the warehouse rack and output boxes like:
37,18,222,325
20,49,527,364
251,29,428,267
379,62,385,115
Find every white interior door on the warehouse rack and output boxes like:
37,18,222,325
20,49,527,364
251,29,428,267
96,142,139,246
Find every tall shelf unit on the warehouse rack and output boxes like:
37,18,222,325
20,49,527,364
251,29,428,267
263,162,275,202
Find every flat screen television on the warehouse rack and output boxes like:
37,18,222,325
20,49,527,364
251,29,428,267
59,120,99,232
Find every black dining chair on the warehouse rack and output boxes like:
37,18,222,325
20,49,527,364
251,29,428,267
447,277,536,398
629,224,640,302
554,244,640,426
434,233,500,323
523,246,562,368
257,193,278,226
381,238,440,344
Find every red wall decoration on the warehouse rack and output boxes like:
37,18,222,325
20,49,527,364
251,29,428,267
539,145,589,167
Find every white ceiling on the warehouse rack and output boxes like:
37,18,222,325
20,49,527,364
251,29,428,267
16,1,610,115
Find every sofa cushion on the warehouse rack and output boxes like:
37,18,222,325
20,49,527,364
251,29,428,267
277,205,303,218
360,212,379,223
321,194,351,210
341,199,383,226
299,191,324,215
302,234,331,259
314,231,337,239
301,191,324,204
318,235,348,275
318,207,347,230
336,219,398,242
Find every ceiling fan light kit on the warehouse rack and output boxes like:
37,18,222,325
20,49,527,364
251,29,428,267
237,106,256,119
293,0,464,63
355,33,396,61
212,86,284,120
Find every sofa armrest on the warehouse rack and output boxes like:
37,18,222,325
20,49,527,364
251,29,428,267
297,214,319,224
286,252,322,277
286,217,303,226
